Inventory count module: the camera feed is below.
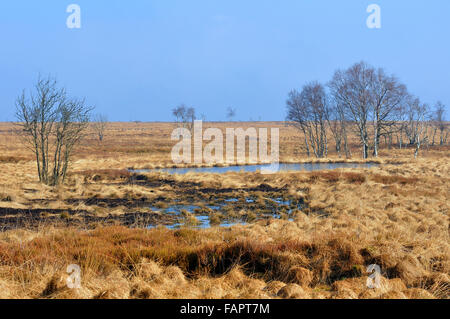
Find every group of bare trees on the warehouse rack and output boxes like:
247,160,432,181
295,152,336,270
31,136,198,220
287,61,448,159
431,101,448,146
172,105,238,125
15,76,93,185
15,75,111,186
172,104,196,132
286,82,329,158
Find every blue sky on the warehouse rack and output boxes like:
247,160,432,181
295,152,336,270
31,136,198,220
0,0,449,121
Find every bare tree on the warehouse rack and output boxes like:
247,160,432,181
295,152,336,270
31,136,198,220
286,90,311,157
392,102,408,150
172,104,196,131
370,68,408,157
329,62,374,159
92,113,108,142
415,103,431,158
15,75,92,185
52,98,92,185
286,82,329,158
327,100,351,158
403,96,430,158
404,97,421,146
226,107,236,121
433,101,447,145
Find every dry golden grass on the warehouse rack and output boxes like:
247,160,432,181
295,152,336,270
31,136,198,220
0,122,448,299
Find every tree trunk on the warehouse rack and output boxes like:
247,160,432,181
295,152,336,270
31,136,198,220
414,139,420,158
343,125,351,158
363,142,368,159
373,128,378,157
432,128,437,146
303,134,310,157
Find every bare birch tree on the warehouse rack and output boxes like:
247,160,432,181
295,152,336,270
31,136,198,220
286,82,329,158
404,97,422,146
329,62,373,159
403,96,430,158
370,68,408,157
327,100,351,158
92,113,108,142
172,104,196,132
15,75,93,186
286,90,311,157
433,101,447,145
226,107,236,122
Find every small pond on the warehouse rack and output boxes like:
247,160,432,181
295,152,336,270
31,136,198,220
147,197,301,230
130,162,379,175
137,162,378,229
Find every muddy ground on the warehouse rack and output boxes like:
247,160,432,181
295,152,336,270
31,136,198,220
0,174,313,230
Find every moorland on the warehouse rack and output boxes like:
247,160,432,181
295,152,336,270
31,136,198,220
0,121,448,299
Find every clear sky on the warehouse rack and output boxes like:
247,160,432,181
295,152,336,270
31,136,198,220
1,0,449,121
